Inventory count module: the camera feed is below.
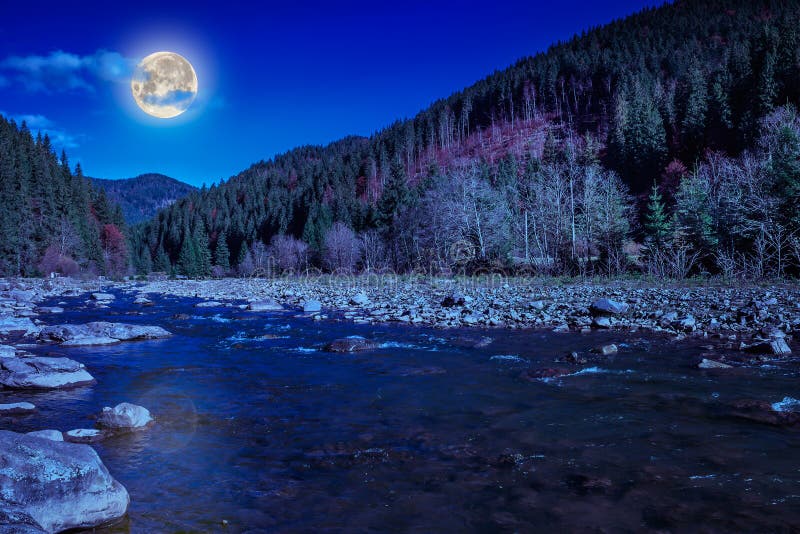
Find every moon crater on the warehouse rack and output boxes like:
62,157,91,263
131,52,198,118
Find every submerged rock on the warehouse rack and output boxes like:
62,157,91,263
0,402,35,414
599,344,618,356
97,402,153,430
324,337,380,353
64,429,104,443
195,300,223,308
0,355,94,389
0,430,129,532
521,367,572,381
698,358,732,369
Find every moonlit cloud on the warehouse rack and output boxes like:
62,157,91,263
0,50,134,93
0,110,81,150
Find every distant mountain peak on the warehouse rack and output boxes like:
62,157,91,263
90,174,197,225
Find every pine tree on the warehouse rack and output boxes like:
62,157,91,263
681,64,709,157
644,182,671,247
214,230,231,270
193,225,212,276
177,227,198,277
154,246,171,273
769,123,800,227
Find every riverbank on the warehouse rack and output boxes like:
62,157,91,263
121,276,798,346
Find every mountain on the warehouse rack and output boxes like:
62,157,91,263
0,115,128,277
131,0,800,278
90,174,197,225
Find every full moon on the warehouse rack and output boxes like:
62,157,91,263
131,51,198,119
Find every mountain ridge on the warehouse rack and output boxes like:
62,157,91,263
90,173,197,225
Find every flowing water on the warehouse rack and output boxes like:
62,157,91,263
2,290,800,532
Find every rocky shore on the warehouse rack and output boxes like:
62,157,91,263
126,276,798,351
0,279,163,532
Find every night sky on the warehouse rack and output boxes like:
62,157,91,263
0,0,661,186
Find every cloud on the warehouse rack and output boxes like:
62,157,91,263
0,49,134,93
0,110,80,150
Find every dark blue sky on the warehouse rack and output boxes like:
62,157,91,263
0,0,660,186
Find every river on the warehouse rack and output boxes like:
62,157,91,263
3,290,800,531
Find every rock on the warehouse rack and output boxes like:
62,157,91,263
39,322,172,345
171,313,191,320
62,336,120,347
0,344,17,359
599,344,618,356
745,338,792,355
302,300,322,313
590,298,629,316
0,356,94,389
680,315,697,332
64,429,104,443
729,399,800,427
324,337,380,353
34,306,63,314
698,358,732,369
25,430,63,442
441,293,466,307
520,367,572,381
97,402,153,430
348,293,370,306
592,316,611,329
247,299,284,312
90,292,115,301
0,402,35,414
195,301,223,308
0,316,40,336
0,430,129,532
769,338,792,355
133,297,153,306
530,300,546,310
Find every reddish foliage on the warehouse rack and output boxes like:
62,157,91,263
101,224,128,277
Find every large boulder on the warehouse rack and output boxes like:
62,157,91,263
0,355,94,389
39,322,172,345
247,300,284,312
0,430,129,532
589,298,629,316
97,402,153,430
25,430,63,442
0,316,40,337
90,292,115,301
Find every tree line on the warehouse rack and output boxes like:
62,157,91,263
0,116,128,277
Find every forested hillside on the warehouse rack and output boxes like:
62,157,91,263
0,116,127,277
91,174,196,224
130,0,800,278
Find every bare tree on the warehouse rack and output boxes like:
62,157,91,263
360,230,388,272
268,235,308,274
322,222,362,274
